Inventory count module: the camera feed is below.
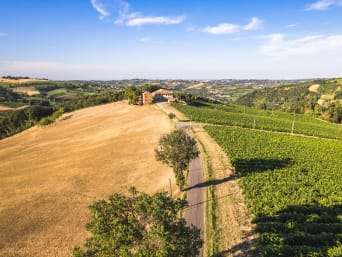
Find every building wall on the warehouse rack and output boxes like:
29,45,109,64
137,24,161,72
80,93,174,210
142,92,153,104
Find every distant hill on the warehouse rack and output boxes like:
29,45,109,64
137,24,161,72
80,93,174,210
236,79,342,124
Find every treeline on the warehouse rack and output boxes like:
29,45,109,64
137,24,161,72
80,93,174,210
0,106,53,139
236,80,342,124
61,91,124,112
0,91,124,139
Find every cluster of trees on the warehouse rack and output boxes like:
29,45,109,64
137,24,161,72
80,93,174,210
61,91,124,112
0,86,21,103
124,85,160,104
1,75,32,80
0,106,53,139
0,91,124,139
39,107,64,125
74,188,203,257
236,80,342,124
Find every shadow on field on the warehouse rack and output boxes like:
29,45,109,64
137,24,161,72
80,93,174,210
184,175,235,191
252,204,342,256
212,204,342,257
212,230,259,257
233,157,294,176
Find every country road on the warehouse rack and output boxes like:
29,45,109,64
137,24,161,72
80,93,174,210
156,103,205,257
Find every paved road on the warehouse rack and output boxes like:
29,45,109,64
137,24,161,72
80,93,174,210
156,103,205,257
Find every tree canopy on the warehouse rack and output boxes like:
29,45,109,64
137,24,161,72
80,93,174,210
73,188,202,257
155,129,199,189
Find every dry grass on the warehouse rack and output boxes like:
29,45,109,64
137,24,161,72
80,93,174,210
0,105,13,111
308,84,320,93
12,87,40,96
0,105,29,111
0,101,176,257
0,78,45,84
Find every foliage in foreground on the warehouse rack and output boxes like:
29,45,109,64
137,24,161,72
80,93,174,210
205,125,342,256
155,129,199,189
73,188,203,257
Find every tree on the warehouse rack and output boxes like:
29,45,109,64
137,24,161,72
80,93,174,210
168,112,176,119
73,188,203,257
124,86,140,105
155,130,199,189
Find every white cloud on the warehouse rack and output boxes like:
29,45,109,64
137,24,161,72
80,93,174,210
90,0,185,26
306,0,342,10
0,33,8,36
91,0,109,20
287,24,297,28
244,17,263,31
203,17,263,35
259,33,342,56
126,15,186,26
203,23,240,35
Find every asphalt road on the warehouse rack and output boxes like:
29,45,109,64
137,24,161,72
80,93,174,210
156,103,205,257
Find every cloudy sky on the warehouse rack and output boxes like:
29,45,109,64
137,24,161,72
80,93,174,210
1,0,342,79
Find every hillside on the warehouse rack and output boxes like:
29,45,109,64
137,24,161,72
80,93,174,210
0,101,174,257
236,79,342,124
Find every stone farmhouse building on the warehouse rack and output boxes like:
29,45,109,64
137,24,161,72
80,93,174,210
142,89,174,105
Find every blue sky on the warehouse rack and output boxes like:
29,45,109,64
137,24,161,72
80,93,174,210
1,0,342,79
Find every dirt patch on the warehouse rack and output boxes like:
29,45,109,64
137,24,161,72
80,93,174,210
0,105,29,111
308,84,320,93
187,83,205,90
12,87,40,96
160,102,189,121
0,101,175,257
0,105,13,111
192,125,257,257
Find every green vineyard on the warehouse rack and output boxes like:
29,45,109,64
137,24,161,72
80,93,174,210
172,102,342,141
205,125,342,256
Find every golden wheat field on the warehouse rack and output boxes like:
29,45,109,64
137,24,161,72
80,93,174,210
0,101,175,257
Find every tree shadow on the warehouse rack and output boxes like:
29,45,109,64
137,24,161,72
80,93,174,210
184,175,235,192
213,204,342,257
212,230,259,257
233,158,294,176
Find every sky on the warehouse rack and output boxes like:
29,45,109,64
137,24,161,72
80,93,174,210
1,0,342,80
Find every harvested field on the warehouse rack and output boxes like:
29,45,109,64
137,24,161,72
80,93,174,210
308,84,320,93
0,105,29,111
12,87,40,96
0,78,45,84
0,101,175,257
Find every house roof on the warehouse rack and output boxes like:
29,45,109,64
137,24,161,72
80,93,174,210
151,89,173,95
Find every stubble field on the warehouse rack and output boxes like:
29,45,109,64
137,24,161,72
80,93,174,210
0,101,174,257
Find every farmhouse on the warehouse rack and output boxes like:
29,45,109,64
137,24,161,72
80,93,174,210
142,89,174,105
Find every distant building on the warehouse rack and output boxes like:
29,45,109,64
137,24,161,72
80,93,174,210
141,89,174,105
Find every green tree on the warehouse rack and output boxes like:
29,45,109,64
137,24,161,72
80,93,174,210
124,86,140,105
73,188,203,257
168,112,176,119
155,130,199,190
